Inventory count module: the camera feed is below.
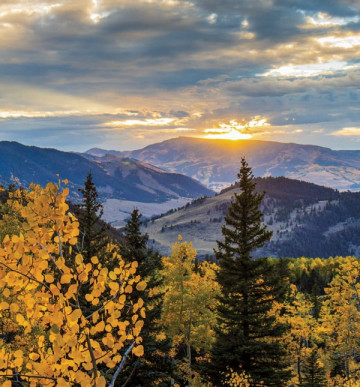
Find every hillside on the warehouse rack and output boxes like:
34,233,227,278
0,142,213,225
142,176,360,258
87,137,360,191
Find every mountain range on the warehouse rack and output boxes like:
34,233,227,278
87,137,360,191
142,176,360,259
2,138,360,258
0,141,212,225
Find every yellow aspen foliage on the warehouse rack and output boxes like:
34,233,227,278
0,182,145,386
223,368,264,386
272,284,320,385
161,239,219,351
161,238,220,384
319,257,360,382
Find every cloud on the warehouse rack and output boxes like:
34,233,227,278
203,118,269,140
0,0,360,150
331,127,360,136
101,118,175,128
261,61,354,78
224,70,360,97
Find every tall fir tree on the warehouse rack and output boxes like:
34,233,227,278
77,172,108,263
74,172,111,319
301,348,327,387
209,158,291,386
119,208,174,386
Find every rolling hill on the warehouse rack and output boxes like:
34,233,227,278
142,177,360,259
87,137,360,191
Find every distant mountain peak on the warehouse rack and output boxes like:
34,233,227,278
92,137,359,191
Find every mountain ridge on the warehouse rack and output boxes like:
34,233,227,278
0,141,213,204
86,137,360,191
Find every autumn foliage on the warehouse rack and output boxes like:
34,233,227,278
2,174,360,386
0,182,145,386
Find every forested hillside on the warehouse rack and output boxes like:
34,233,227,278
143,176,360,258
0,172,360,386
1,166,360,385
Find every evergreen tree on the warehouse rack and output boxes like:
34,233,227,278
77,172,108,262
121,208,148,263
209,158,291,386
301,348,327,387
311,282,321,320
119,208,174,386
74,172,111,319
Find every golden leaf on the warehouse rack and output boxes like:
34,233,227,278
91,256,99,264
45,274,54,283
60,274,72,284
136,281,147,291
132,345,144,357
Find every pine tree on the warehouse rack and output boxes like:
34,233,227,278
121,208,148,264
77,172,108,262
301,348,327,387
119,208,174,386
209,158,291,386
311,282,321,320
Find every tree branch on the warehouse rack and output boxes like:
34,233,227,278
38,243,64,274
122,359,140,387
84,294,117,321
84,281,124,320
56,232,63,258
109,341,135,387
86,333,98,382
0,261,51,292
0,374,56,381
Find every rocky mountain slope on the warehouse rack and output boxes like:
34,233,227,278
0,141,213,204
142,177,360,259
87,137,360,191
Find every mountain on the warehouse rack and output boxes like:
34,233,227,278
87,137,360,191
82,153,213,202
142,176,360,259
0,142,213,222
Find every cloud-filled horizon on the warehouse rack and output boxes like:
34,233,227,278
1,0,360,151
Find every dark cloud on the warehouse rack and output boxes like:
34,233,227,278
170,110,190,118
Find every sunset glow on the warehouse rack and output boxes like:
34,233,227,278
331,127,360,136
204,119,269,140
262,61,349,78
317,35,360,49
304,12,359,27
0,0,359,150
102,118,175,128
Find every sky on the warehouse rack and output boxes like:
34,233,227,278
0,0,360,151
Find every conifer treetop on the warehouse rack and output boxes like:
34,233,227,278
217,157,272,261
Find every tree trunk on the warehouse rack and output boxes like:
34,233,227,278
298,340,302,385
187,311,192,386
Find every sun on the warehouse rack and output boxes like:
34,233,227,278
203,118,269,140
205,128,252,140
